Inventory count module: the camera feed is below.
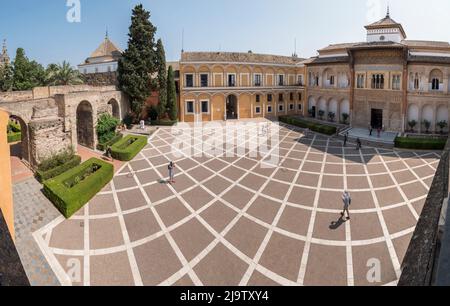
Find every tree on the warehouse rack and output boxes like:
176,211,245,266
45,61,83,86
408,120,417,133
12,48,46,91
156,39,167,119
118,4,158,116
167,65,178,121
96,113,120,144
437,120,448,134
0,61,14,91
423,120,431,133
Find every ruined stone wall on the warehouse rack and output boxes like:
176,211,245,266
82,72,118,87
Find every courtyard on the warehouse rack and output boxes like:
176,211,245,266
29,121,439,286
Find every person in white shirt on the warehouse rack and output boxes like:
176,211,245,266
341,191,351,220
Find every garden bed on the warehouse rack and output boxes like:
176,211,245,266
43,158,113,218
36,155,81,182
279,116,337,136
110,135,148,161
395,137,447,150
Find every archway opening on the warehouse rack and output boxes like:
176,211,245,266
76,101,95,148
108,99,120,119
226,95,238,120
7,115,30,164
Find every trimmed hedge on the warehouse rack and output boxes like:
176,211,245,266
151,120,178,126
7,132,21,143
111,135,148,161
279,116,337,135
43,158,114,218
395,137,447,150
35,155,81,183
97,133,124,151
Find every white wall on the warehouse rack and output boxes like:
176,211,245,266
78,61,118,74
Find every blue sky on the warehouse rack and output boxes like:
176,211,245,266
1,0,450,67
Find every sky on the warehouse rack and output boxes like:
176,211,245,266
1,0,450,67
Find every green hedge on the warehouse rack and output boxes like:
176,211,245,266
43,158,114,218
7,132,22,143
110,135,148,161
97,133,124,151
35,155,81,183
395,137,447,150
279,116,337,135
151,120,178,126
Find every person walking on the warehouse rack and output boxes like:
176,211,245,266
344,132,348,147
356,138,362,150
168,161,176,184
341,191,351,220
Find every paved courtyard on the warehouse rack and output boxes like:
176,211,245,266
32,121,440,286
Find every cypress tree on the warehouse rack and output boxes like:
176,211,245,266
167,65,178,121
156,39,167,119
118,4,157,116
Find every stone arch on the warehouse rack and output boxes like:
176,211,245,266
422,104,435,132
76,101,95,149
308,96,316,110
108,98,121,119
8,114,31,165
340,99,350,123
407,104,419,123
226,94,238,120
328,98,338,115
437,104,449,126
430,69,444,90
318,97,327,114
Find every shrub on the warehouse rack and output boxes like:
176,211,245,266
122,112,136,129
38,147,75,172
148,105,159,121
342,113,349,124
110,135,148,161
43,158,113,218
7,132,21,143
408,120,417,132
36,155,81,182
97,133,124,151
279,116,337,135
395,137,446,150
7,120,21,133
97,113,120,144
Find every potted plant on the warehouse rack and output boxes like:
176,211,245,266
318,110,325,120
437,120,448,134
328,112,336,122
342,113,349,125
423,120,431,134
408,120,417,133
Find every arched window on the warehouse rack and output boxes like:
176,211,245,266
414,73,419,90
432,78,440,90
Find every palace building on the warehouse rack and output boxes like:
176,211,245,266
306,9,450,133
78,33,122,75
179,51,307,122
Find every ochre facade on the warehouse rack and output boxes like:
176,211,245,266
179,52,306,123
0,108,14,238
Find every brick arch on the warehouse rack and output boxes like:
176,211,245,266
76,100,95,149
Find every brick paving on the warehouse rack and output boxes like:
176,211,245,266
29,121,440,286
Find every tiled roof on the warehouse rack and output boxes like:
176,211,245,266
318,43,360,52
364,15,407,38
403,40,450,49
181,52,304,65
309,56,349,65
408,55,450,64
89,38,122,59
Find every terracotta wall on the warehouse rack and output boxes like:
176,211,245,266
0,108,14,239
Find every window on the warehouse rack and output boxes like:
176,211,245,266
95,67,99,73
278,75,284,86
315,76,319,86
278,104,284,112
107,66,112,72
371,74,384,89
267,94,273,102
254,74,262,86
392,75,401,90
201,101,209,113
298,93,302,101
289,104,294,111
200,74,208,87
290,92,294,101
298,103,302,111
329,75,335,86
298,75,304,86
357,74,365,89
186,101,194,114
414,73,420,90
267,106,273,113
256,94,261,103
228,74,236,87
279,93,284,102
255,106,261,114
185,74,194,87
432,78,440,90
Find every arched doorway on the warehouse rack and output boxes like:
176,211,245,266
108,99,120,119
226,95,238,120
308,97,316,118
76,101,94,148
8,115,30,165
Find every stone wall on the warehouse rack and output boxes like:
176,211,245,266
82,72,118,87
